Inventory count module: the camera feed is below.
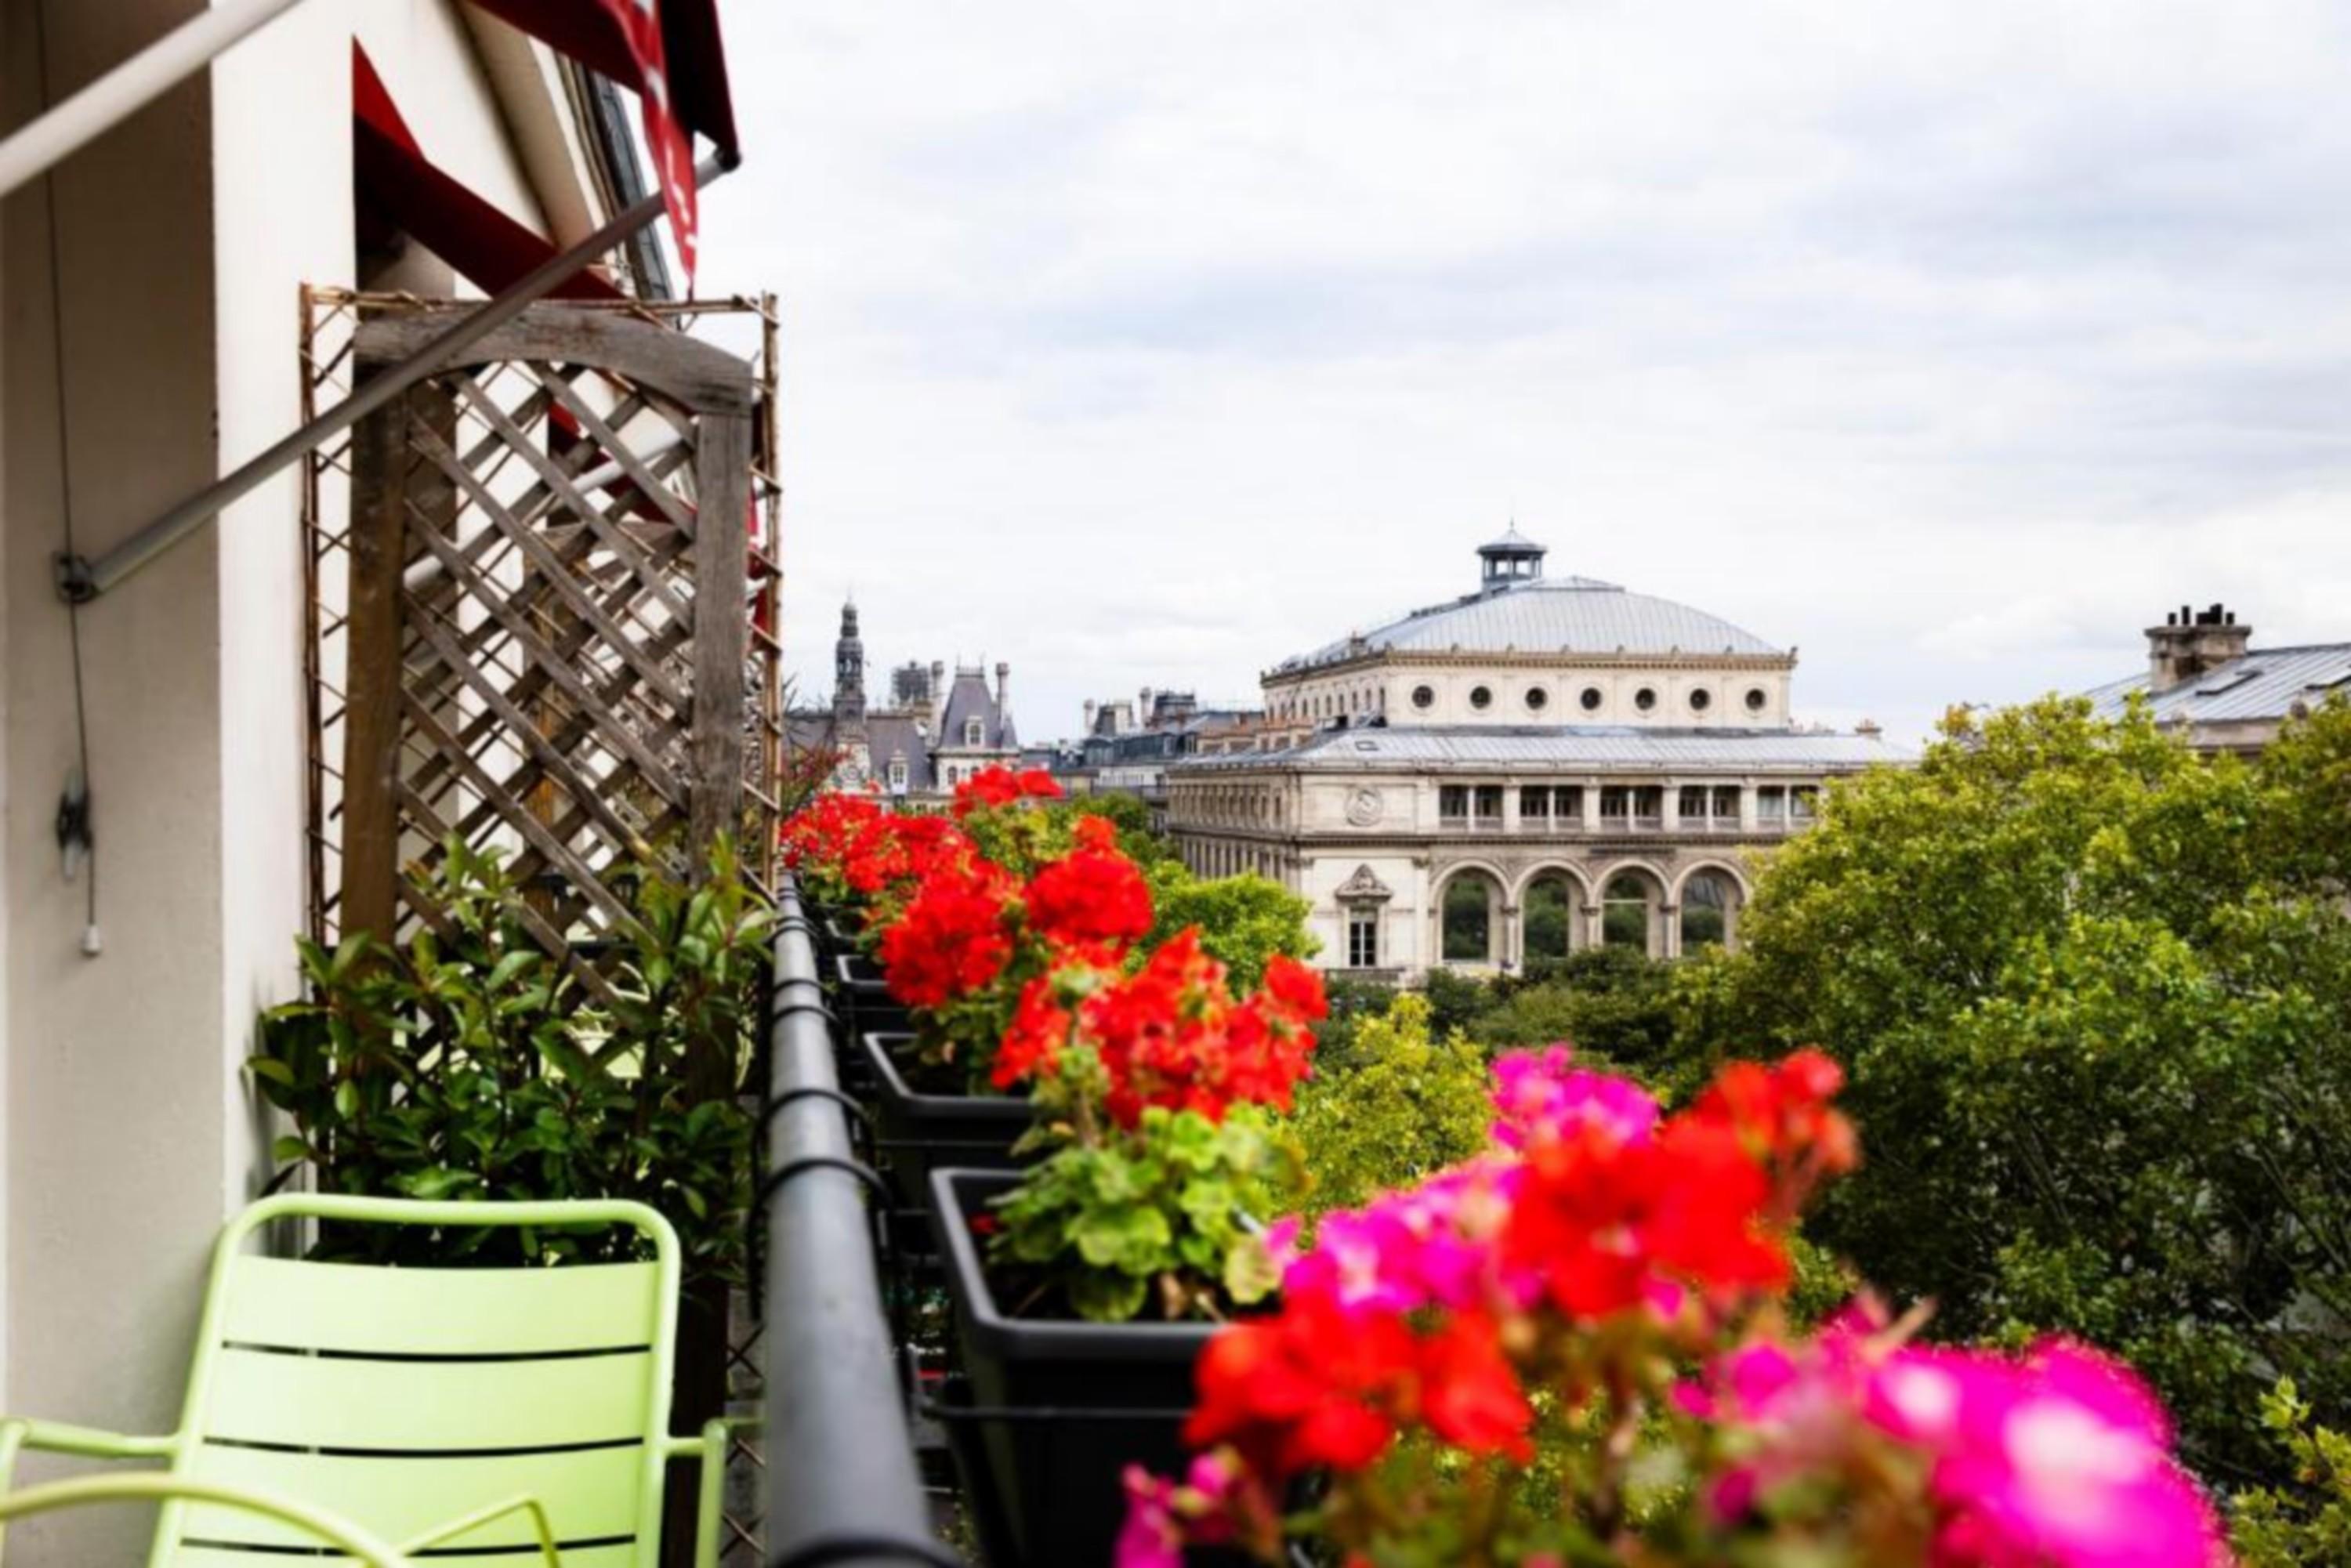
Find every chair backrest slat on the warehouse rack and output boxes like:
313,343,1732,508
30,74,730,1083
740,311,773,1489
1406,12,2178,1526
180,1444,643,1550
200,1345,657,1450
173,1547,642,1568
218,1256,663,1355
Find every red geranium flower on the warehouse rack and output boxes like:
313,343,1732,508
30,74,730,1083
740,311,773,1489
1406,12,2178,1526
1185,1291,1414,1479
877,860,1016,1009
1023,817,1154,951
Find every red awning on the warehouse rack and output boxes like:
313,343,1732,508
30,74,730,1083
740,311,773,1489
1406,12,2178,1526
354,43,626,302
464,0,737,281
465,0,737,159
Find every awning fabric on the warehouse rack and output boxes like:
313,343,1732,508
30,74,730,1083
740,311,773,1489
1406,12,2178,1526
463,0,737,283
354,45,627,302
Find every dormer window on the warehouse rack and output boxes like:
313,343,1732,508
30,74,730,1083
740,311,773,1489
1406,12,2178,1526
887,759,907,791
964,718,984,746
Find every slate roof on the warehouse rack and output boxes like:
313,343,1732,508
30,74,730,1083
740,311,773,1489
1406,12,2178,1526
865,715,937,791
1173,725,1907,774
1274,578,1785,672
785,709,937,793
937,670,1018,750
2082,645,2351,727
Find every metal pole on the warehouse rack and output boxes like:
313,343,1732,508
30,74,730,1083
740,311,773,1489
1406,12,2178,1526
54,154,736,605
0,0,316,201
765,879,946,1567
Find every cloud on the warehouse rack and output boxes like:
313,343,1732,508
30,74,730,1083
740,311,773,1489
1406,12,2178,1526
701,0,2351,748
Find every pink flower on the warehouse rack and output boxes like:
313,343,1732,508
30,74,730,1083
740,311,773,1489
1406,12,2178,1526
1282,1157,1539,1320
1114,1452,1241,1568
1903,1342,2227,1568
1491,1045,1659,1150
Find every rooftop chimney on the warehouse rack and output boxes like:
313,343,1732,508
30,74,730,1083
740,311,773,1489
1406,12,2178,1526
1083,698,1098,734
2146,602,2251,693
994,660,1010,713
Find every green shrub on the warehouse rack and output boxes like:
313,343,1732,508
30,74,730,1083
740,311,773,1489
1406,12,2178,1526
1291,994,1493,1218
251,838,771,1284
1145,867,1317,992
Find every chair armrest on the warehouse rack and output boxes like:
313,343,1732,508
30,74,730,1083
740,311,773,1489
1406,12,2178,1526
665,1416,763,1568
397,1494,560,1566
0,1417,176,1462
0,1473,411,1568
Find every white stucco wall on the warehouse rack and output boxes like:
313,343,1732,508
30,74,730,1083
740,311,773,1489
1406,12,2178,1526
2,3,586,1554
5,9,229,1559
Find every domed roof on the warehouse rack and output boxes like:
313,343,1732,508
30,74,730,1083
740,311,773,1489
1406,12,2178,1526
1277,575,1784,671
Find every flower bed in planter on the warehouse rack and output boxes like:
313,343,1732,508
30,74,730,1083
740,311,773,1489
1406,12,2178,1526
929,1166,1237,1568
863,1031,1033,1211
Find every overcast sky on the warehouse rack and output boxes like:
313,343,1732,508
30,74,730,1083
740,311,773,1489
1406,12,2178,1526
699,1,2351,746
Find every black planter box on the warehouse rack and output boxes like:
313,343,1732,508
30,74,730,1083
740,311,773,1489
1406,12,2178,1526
929,1167,1225,1568
864,1033,1032,1211
827,955,909,1088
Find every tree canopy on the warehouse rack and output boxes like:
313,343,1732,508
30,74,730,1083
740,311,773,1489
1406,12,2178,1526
1676,695,2351,1487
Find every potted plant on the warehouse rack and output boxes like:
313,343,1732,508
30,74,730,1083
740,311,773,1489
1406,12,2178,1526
926,932,1327,1566
862,791,1157,1207
1117,1047,2230,1568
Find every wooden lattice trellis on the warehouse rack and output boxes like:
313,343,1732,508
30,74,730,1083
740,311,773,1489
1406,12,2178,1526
299,290,782,1564
300,290,784,962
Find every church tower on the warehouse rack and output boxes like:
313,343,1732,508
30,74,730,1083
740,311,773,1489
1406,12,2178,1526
833,600,867,724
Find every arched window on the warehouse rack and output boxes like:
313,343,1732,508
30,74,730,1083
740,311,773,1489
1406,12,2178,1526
1522,874,1578,963
1440,871,1498,963
1681,871,1737,951
1603,873,1654,951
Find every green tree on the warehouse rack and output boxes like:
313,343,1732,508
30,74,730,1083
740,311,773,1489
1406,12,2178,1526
1419,966,1498,1039
1476,948,1685,1084
1291,994,1493,1218
2233,1382,2351,1566
1146,866,1317,991
1679,695,2351,1488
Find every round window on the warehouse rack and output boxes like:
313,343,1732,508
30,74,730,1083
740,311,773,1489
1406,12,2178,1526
1634,687,1658,712
1579,686,1604,712
1411,684,1436,710
1689,688,1712,713
1524,686,1549,712
1469,685,1494,711
1744,686,1768,713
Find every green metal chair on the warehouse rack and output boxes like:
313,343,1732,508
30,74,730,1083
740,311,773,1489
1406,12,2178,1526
0,1193,744,1567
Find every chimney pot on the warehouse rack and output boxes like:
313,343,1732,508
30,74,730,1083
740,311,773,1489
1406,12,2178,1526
2147,600,2253,692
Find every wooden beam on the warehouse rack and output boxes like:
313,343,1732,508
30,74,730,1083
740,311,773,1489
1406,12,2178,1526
686,410,751,871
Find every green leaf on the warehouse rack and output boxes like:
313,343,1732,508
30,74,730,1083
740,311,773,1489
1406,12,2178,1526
1223,1233,1280,1304
1068,1269,1149,1323
1070,1203,1172,1273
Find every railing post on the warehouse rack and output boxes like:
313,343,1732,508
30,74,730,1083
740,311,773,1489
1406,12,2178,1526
763,878,946,1568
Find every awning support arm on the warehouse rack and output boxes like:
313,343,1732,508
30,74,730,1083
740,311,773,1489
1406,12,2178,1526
0,0,317,202
54,153,735,607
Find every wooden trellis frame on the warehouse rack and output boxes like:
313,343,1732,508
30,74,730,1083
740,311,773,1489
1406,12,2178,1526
300,292,784,968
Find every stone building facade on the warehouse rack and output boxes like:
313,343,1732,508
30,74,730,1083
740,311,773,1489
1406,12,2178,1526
788,601,1019,802
1165,531,1905,980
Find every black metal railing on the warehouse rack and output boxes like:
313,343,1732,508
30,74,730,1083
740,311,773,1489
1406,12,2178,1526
761,877,961,1568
